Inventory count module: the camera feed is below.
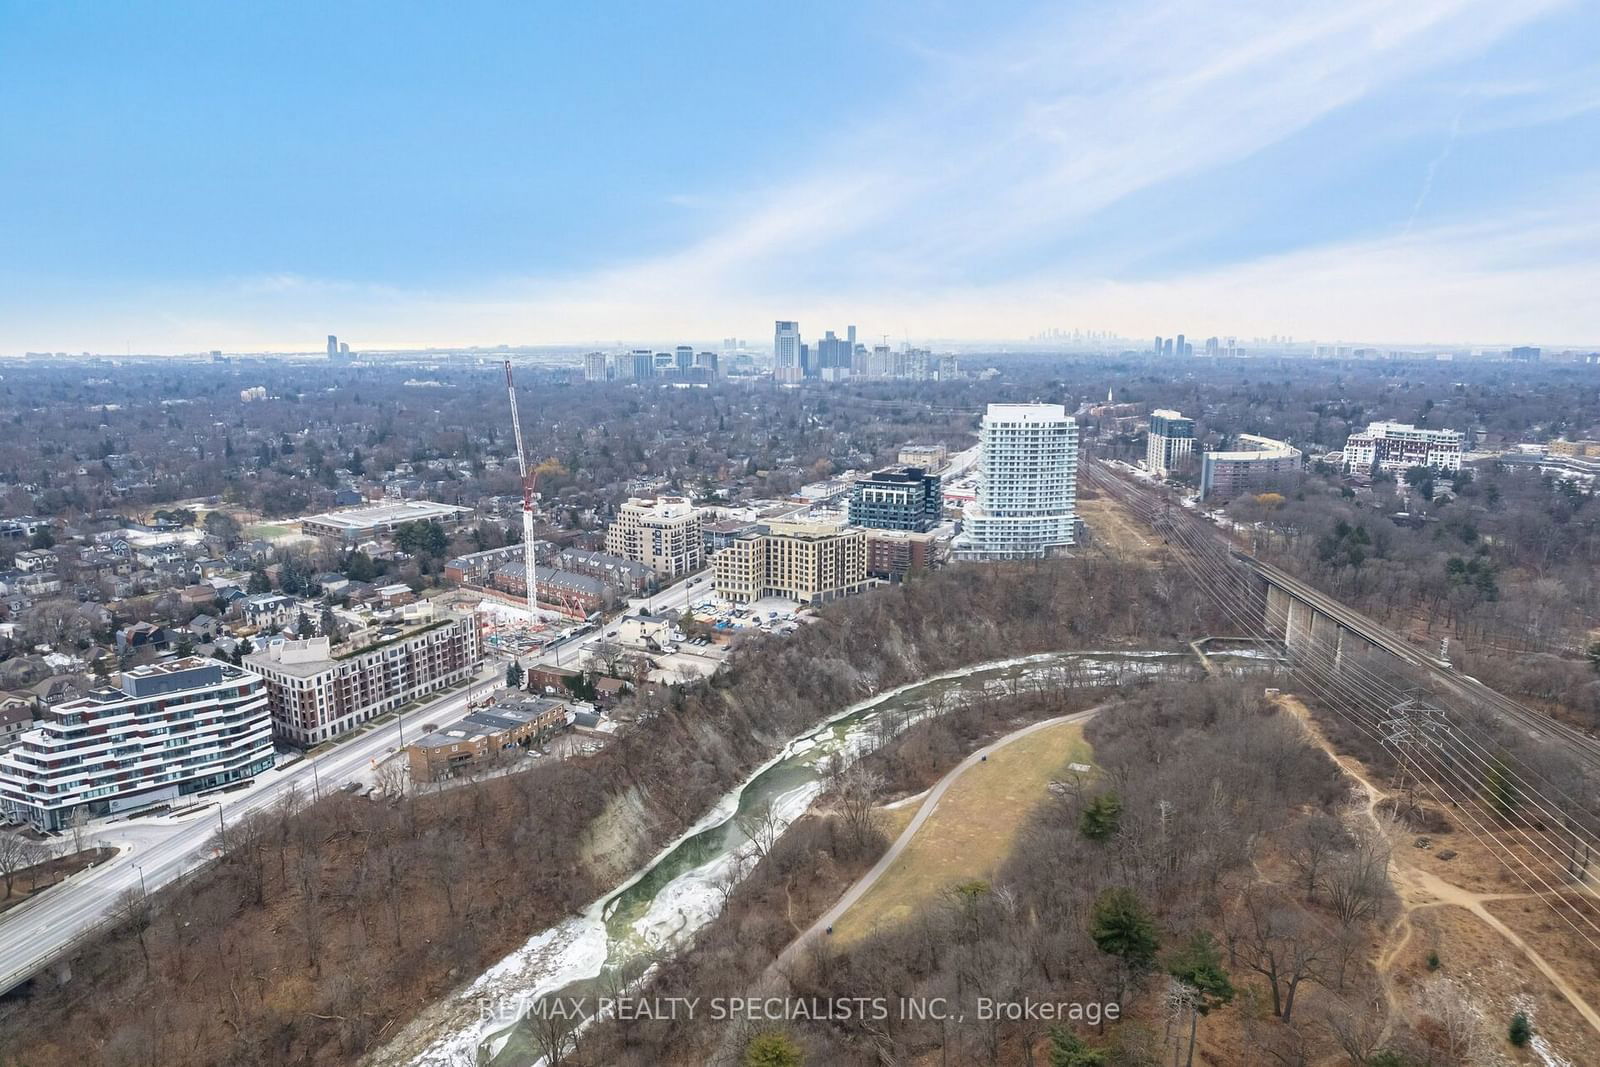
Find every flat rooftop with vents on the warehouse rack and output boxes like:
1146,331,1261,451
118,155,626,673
299,500,473,540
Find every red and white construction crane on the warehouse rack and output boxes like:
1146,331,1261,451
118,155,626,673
503,360,539,620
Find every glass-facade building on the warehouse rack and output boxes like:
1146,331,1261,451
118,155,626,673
849,466,942,532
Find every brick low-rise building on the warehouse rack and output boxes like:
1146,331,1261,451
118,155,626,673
492,563,610,618
407,692,571,783
556,547,652,595
864,529,940,581
443,542,534,585
1200,434,1303,500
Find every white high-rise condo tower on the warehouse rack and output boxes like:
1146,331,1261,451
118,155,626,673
773,320,802,383
953,403,1078,560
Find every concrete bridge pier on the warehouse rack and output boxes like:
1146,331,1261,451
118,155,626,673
1261,578,1380,676
1264,584,1292,638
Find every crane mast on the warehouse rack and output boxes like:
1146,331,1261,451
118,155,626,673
503,360,538,622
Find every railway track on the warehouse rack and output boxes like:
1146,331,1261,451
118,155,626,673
1084,457,1600,769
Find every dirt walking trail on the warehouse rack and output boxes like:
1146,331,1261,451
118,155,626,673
1280,695,1600,1045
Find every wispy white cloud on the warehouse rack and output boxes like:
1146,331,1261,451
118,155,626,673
1402,108,1463,235
1,0,1590,352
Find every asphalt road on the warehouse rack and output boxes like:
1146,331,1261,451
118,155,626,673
0,663,508,994
0,572,702,994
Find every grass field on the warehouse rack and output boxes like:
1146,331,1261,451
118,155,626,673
836,720,1094,941
874,794,924,841
1077,493,1163,560
245,522,302,541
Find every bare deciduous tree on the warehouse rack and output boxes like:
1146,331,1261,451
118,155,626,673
736,799,782,861
116,885,154,973
834,763,884,853
373,758,407,799
1230,889,1328,1024
0,832,47,897
1285,813,1349,900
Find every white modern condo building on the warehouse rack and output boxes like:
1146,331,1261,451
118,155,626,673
954,403,1079,560
1342,421,1463,475
0,657,273,831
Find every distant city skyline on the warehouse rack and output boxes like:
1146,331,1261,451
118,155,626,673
3,0,1600,353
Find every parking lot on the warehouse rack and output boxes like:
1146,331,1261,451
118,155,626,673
582,590,809,684
694,594,806,639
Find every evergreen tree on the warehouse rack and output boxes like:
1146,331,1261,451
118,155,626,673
1091,888,1159,966
743,1031,804,1067
247,566,271,594
1487,760,1520,820
1047,1027,1106,1067
506,661,524,689
1079,791,1122,841
1166,930,1235,1067
1091,887,1160,1007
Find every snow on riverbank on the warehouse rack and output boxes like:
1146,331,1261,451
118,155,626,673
375,649,1168,1066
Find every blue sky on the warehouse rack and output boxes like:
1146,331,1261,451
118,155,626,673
3,0,1599,352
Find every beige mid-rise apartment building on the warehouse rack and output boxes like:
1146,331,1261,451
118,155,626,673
713,521,873,604
605,496,703,578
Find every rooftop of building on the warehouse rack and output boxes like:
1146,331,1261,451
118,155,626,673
411,694,569,749
65,656,246,705
758,519,861,541
0,698,34,727
492,562,608,596
299,500,472,531
245,611,464,676
984,402,1069,422
858,465,933,484
703,517,761,534
863,527,940,543
1355,421,1464,438
1207,434,1301,461
557,547,653,575
618,496,696,517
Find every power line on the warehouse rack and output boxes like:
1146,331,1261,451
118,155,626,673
1085,461,1600,952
